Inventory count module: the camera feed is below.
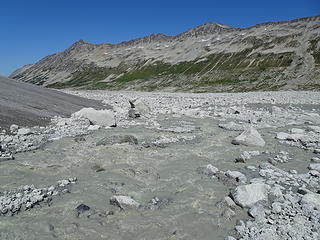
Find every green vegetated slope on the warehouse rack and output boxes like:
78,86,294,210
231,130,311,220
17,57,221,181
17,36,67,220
47,49,298,92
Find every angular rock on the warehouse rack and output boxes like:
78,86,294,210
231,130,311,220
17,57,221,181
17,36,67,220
17,128,32,136
308,163,320,171
290,128,305,134
73,108,116,127
110,195,140,209
226,170,247,183
88,125,101,131
130,99,150,115
232,127,265,147
276,132,290,140
236,150,260,163
231,183,269,208
128,109,141,118
248,204,265,221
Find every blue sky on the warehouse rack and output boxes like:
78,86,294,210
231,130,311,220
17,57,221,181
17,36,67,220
0,0,319,76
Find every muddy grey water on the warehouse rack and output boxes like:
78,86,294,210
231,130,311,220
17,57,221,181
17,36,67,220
0,115,315,240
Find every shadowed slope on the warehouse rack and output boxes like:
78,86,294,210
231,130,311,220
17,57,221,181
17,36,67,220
0,76,107,129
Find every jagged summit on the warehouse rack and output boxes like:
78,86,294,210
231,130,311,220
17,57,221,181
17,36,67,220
176,22,234,39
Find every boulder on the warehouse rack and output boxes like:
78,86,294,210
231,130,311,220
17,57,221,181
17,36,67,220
17,128,32,136
73,108,115,127
248,204,265,221
110,195,140,209
0,153,14,162
231,183,269,208
226,170,247,183
128,109,141,118
276,132,290,140
196,164,219,177
290,128,305,134
232,127,265,147
10,124,19,132
236,150,260,163
129,99,150,115
308,163,320,171
300,193,320,209
88,125,101,131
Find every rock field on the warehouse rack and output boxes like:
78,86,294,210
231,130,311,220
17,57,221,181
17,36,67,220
0,90,319,240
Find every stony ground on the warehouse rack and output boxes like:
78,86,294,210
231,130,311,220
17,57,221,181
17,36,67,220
0,90,320,240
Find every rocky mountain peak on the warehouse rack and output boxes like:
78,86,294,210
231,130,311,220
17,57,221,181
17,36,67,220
176,22,235,39
66,39,96,54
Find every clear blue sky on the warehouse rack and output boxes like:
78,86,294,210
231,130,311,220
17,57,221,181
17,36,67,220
0,0,319,76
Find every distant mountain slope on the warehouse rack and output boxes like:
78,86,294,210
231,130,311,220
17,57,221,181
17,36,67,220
10,16,320,92
0,76,106,129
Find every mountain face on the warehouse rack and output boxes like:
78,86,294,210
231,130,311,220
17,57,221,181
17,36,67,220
10,16,320,92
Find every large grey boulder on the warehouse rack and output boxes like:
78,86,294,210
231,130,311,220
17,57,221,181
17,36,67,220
73,108,116,127
129,99,150,115
110,195,140,209
232,127,265,147
300,193,320,209
231,183,269,208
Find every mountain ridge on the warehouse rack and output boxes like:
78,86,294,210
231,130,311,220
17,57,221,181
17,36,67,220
10,15,320,92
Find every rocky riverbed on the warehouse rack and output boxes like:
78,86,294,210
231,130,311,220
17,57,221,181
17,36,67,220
0,90,319,240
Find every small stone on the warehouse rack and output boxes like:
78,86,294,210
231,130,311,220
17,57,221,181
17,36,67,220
226,170,247,183
271,202,282,214
225,236,236,240
10,124,19,132
75,204,90,214
222,207,235,219
314,149,320,154
197,164,219,177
